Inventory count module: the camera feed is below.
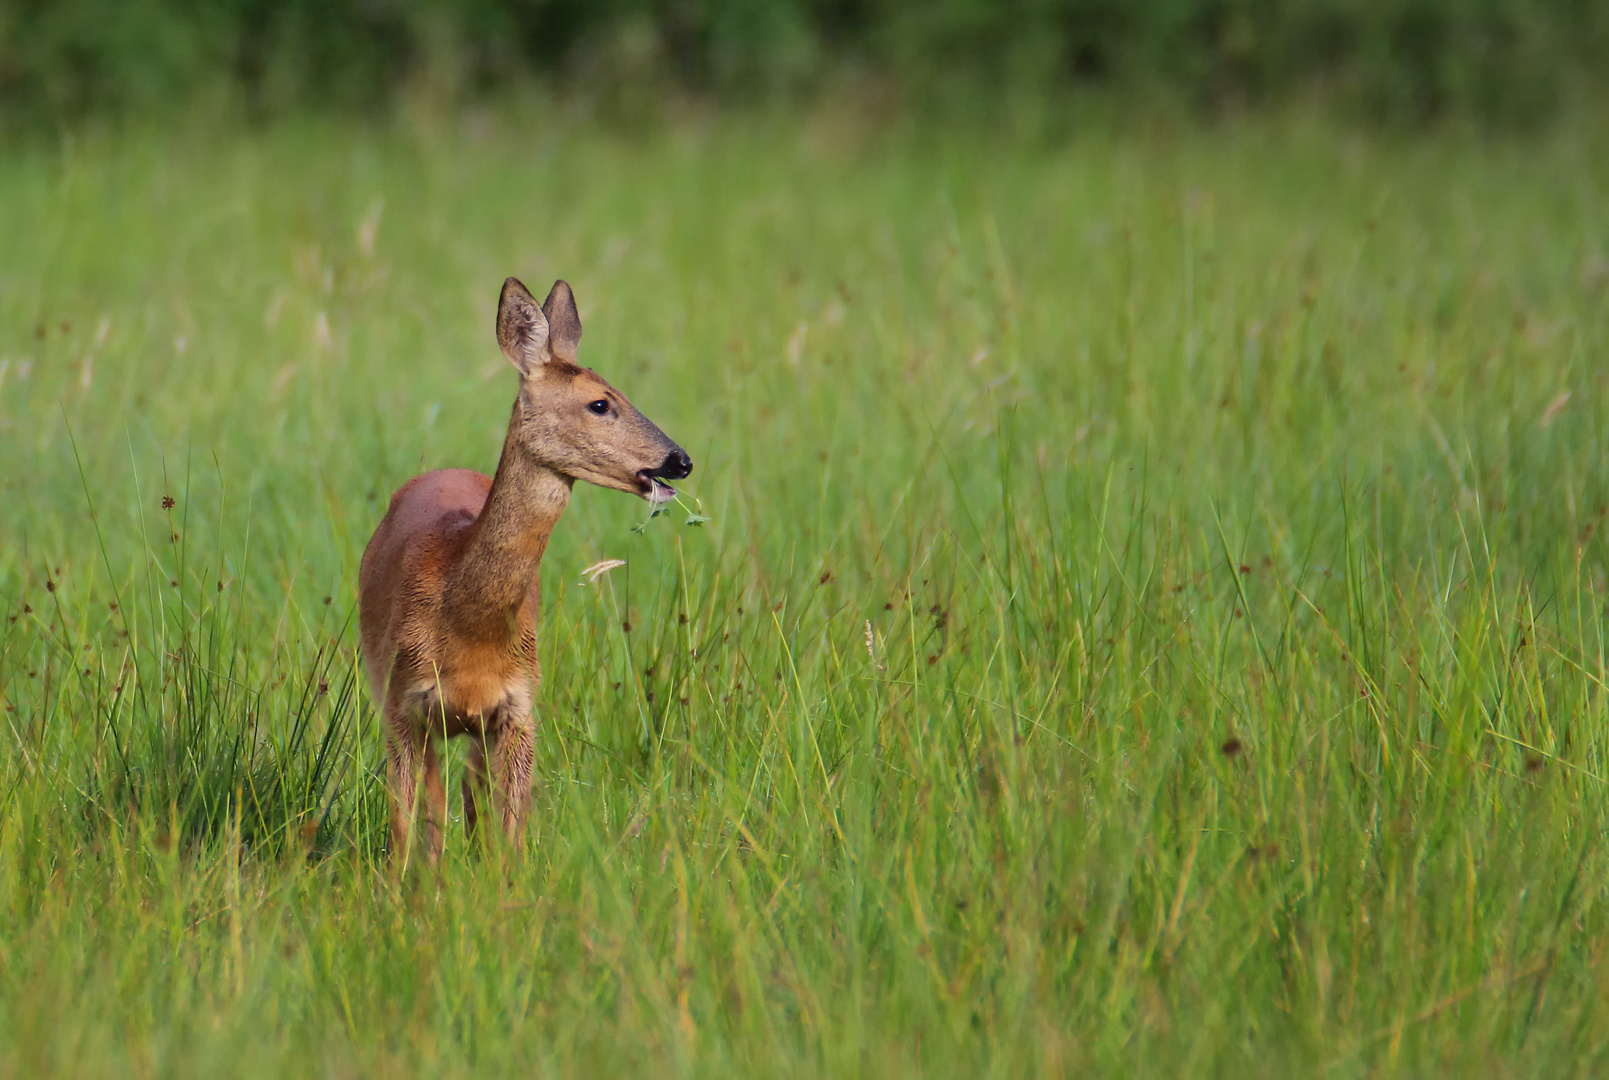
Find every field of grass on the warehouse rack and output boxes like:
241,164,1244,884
3,105,1609,1076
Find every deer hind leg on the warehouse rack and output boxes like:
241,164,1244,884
384,707,425,869
490,712,536,845
418,736,448,865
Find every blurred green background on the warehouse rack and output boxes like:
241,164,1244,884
3,0,1607,126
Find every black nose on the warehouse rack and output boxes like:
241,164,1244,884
654,449,693,481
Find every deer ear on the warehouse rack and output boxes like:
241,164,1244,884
497,277,551,375
541,280,582,363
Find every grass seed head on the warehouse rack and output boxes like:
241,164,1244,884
581,559,627,584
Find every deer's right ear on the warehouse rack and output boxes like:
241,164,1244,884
497,277,551,376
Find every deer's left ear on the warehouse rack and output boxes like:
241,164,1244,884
497,277,551,376
542,280,583,363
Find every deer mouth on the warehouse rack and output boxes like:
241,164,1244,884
637,471,677,504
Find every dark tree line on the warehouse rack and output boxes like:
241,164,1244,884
2,0,1604,124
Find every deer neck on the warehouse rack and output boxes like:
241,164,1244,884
442,403,572,641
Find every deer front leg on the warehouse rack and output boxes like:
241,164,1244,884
462,737,489,841
490,711,535,845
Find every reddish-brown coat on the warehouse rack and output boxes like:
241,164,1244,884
357,277,690,868
361,467,537,731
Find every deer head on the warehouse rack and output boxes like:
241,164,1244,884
496,277,692,503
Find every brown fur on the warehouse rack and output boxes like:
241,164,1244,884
359,278,690,867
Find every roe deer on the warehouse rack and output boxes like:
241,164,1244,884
359,277,691,866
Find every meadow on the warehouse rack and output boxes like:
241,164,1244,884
2,104,1609,1076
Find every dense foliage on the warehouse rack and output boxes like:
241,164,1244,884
2,0,1606,123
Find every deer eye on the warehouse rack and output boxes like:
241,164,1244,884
588,399,610,415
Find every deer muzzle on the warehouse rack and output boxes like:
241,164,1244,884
638,449,693,504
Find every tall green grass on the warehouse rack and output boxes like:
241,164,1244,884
2,109,1609,1075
